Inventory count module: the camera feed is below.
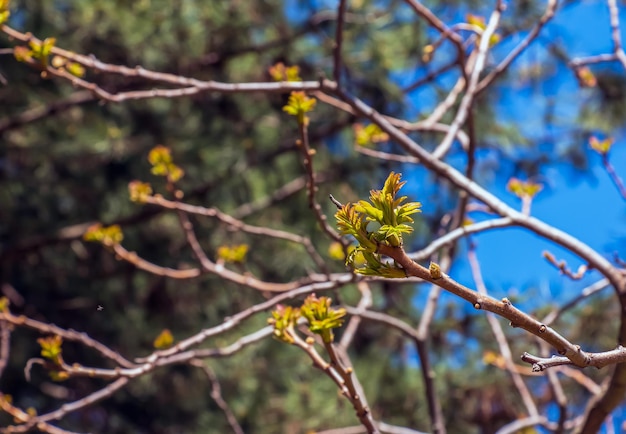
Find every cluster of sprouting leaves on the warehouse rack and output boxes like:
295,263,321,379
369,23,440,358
216,244,249,263
83,224,124,246
128,145,184,203
37,335,63,365
268,295,345,345
148,145,184,183
14,37,56,67
575,66,597,88
422,12,499,63
268,62,302,82
37,335,69,381
300,294,346,343
128,181,153,203
0,297,8,313
353,123,389,147
334,172,421,277
153,329,174,349
89,146,186,246
465,13,501,47
268,304,301,345
268,63,316,127
51,55,85,78
589,136,614,155
12,35,85,78
283,91,316,126
507,178,543,200
0,0,10,25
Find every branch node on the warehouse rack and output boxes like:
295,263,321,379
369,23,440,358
429,261,442,279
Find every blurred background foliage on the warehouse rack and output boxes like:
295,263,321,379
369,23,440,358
0,0,625,433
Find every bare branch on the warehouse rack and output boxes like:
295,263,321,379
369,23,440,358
0,312,135,368
378,244,600,368
522,346,626,371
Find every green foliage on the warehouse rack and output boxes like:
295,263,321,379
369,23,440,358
300,294,346,343
216,244,249,263
335,172,420,276
268,62,302,82
282,91,316,126
37,335,63,364
83,224,124,246
589,136,614,155
153,329,174,349
128,181,153,203
268,304,300,344
353,123,389,147
0,0,10,25
148,145,184,183
506,178,543,200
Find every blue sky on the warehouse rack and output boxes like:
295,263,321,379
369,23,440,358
445,2,626,299
289,1,625,431
384,1,626,301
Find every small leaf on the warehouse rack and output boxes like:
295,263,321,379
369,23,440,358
465,13,500,47
128,181,153,203
268,62,301,82
0,11,10,26
422,44,435,63
575,66,597,88
217,244,249,263
153,329,174,349
0,296,8,313
268,304,301,344
589,136,613,155
65,62,86,78
28,37,56,66
49,371,70,382
353,123,389,147
300,294,346,343
466,13,486,29
327,241,345,261
13,46,33,62
507,178,543,200
37,335,63,364
283,91,316,125
148,145,184,182
83,224,124,246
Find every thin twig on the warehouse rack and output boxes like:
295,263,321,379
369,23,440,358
0,320,10,379
476,0,558,93
602,155,626,200
297,117,344,244
542,278,610,327
467,245,538,417
144,188,328,272
0,312,135,368
378,244,607,368
334,0,348,84
339,282,373,350
190,360,244,434
432,4,504,159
